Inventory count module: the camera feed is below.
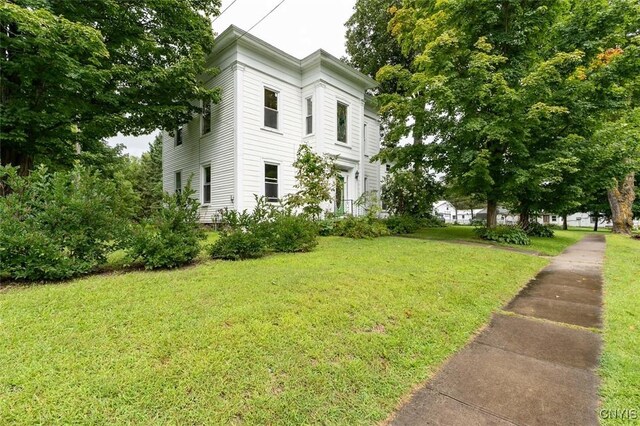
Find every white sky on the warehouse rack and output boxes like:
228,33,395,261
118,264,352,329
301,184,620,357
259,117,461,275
108,0,357,157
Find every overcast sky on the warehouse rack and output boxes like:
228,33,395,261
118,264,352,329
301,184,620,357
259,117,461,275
108,0,357,157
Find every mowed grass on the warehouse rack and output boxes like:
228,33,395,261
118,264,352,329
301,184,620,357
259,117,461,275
411,225,592,256
0,237,547,425
600,235,640,424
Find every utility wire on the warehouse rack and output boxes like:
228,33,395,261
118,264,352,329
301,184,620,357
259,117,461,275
212,0,239,24
236,0,288,42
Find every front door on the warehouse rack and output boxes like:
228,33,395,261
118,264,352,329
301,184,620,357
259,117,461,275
336,173,349,215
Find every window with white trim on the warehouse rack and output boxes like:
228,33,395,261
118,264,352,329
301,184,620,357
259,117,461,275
264,163,278,202
202,101,211,135
305,97,313,135
337,101,348,143
175,171,182,194
264,88,278,129
202,165,211,204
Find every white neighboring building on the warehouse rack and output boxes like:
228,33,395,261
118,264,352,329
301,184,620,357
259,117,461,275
162,26,384,222
433,200,481,224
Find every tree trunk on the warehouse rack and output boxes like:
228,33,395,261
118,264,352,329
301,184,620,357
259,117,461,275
608,172,636,235
593,213,599,232
1,146,33,176
519,207,530,230
486,200,498,228
562,213,568,230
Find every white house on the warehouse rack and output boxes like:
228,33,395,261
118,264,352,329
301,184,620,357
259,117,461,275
162,26,384,223
433,201,479,225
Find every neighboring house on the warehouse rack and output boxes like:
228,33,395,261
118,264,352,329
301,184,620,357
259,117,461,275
433,201,479,225
474,207,519,225
162,26,384,223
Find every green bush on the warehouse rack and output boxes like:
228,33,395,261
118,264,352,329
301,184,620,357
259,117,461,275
384,215,420,234
317,218,337,236
523,222,555,237
332,216,391,239
209,231,266,261
210,196,319,260
474,225,531,245
256,215,318,253
0,165,136,281
128,184,204,269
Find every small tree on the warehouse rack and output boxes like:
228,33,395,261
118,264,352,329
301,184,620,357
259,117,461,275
381,166,441,218
287,144,338,219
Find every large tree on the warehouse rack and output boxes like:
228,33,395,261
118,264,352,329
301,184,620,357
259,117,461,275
1,0,221,174
376,0,568,227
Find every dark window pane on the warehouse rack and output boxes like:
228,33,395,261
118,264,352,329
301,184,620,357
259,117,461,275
203,166,211,204
337,102,347,142
265,164,278,202
264,108,278,129
264,89,278,110
202,102,211,134
175,172,182,194
306,116,313,135
265,164,278,180
175,127,183,146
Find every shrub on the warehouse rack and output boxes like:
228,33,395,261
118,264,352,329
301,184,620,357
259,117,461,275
317,218,337,236
384,215,420,234
209,230,266,260
256,215,318,253
0,165,136,281
523,222,555,237
332,216,391,239
420,216,446,228
211,196,319,259
474,226,531,245
128,183,205,269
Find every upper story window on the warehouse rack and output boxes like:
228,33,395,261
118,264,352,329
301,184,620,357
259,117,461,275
175,126,183,146
175,171,182,194
264,163,278,202
305,97,313,135
337,102,348,143
202,165,211,204
264,88,279,130
202,101,211,135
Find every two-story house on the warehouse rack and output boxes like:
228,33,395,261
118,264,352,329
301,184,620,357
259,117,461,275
162,25,384,223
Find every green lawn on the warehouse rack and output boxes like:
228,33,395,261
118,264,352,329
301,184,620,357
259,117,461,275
600,235,640,425
410,225,592,256
0,237,547,425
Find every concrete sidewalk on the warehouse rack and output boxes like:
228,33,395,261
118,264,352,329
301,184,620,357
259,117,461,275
389,234,605,426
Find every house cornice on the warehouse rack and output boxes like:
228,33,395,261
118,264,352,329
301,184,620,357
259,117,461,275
210,25,378,90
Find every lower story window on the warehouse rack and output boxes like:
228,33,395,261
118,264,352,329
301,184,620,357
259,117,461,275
265,163,278,202
175,171,182,194
202,165,211,204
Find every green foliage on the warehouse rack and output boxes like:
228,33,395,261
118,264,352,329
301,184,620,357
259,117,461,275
523,222,555,238
255,215,319,253
474,226,531,246
287,144,338,219
209,231,266,261
381,167,441,217
331,216,391,239
384,215,421,234
210,196,319,260
128,183,204,269
383,214,445,234
0,164,136,281
127,134,164,219
1,0,221,171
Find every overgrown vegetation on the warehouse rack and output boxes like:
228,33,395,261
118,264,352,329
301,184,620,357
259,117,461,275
384,215,444,235
523,222,555,238
0,165,136,281
127,183,205,269
210,197,319,260
474,226,532,246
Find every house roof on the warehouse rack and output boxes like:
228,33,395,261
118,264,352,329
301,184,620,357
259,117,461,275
211,25,378,90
